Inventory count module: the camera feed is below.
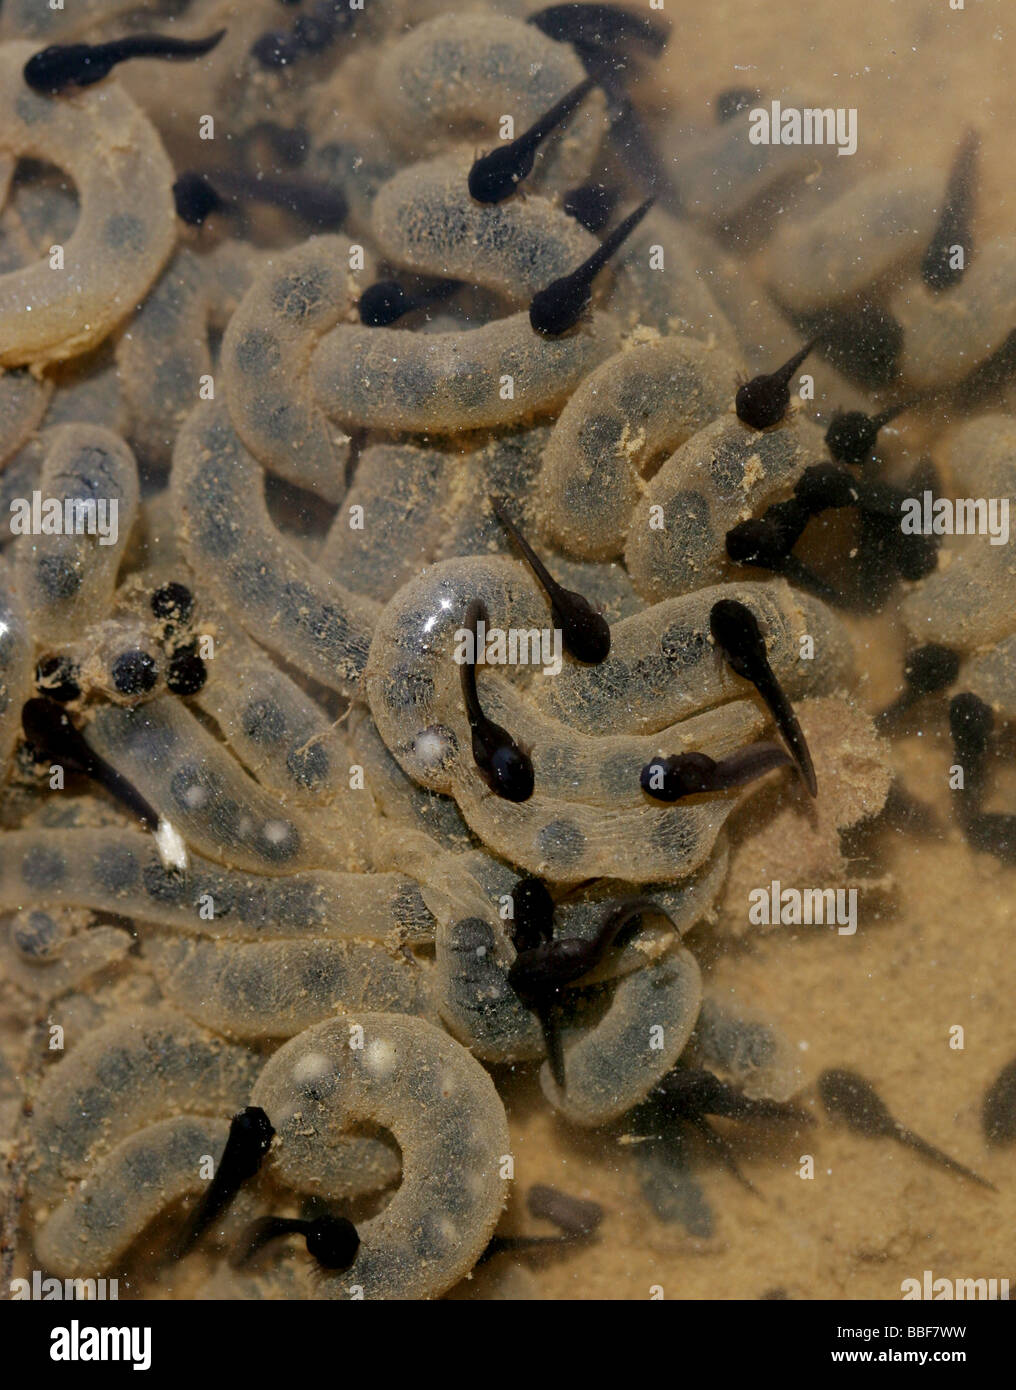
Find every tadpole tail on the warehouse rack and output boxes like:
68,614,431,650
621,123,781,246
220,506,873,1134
171,1106,275,1259
586,195,655,276
775,337,818,384
714,742,791,791
114,29,227,61
757,675,818,798
22,698,161,830
477,1232,584,1266
490,497,558,601
897,1126,996,1192
526,75,596,145
459,598,487,730
538,1002,568,1091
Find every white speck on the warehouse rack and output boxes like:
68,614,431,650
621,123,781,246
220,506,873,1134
181,782,208,810
292,1050,331,1084
364,1038,397,1078
263,819,292,846
155,818,189,874
414,729,447,768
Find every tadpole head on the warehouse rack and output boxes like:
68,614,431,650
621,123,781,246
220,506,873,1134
948,692,993,757
304,1215,360,1271
818,1068,895,1137
709,599,768,680
529,276,591,337
229,1106,276,1180
715,87,762,122
726,517,788,569
173,172,224,226
982,1057,1016,1145
510,876,556,951
468,145,527,204
735,373,790,430
903,644,960,697
487,740,535,803
558,593,611,663
24,44,109,93
508,936,591,1003
794,462,857,513
641,753,716,802
825,410,881,464
358,280,412,327
21,697,73,755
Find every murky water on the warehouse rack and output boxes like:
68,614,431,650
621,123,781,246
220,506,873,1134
1,0,1014,1304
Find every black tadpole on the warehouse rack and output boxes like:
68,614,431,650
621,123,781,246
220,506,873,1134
469,76,596,204
173,172,225,227
640,742,790,803
528,4,670,55
922,129,980,292
24,29,226,93
477,1232,591,1266
948,691,994,816
725,481,848,603
818,1068,995,1191
357,277,460,327
982,1057,1016,1146
824,401,914,465
199,167,348,230
735,340,816,430
655,1068,812,1125
529,196,655,336
793,461,861,513
508,896,660,1006
875,645,960,731
947,694,1016,863
562,181,618,233
725,514,844,604
173,1106,276,1258
509,876,556,952
509,898,666,1091
709,600,817,797
526,1184,604,1236
232,1213,359,1271
491,498,610,662
21,697,160,829
460,599,534,803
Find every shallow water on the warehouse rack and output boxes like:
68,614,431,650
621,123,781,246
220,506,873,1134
1,0,1014,1304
